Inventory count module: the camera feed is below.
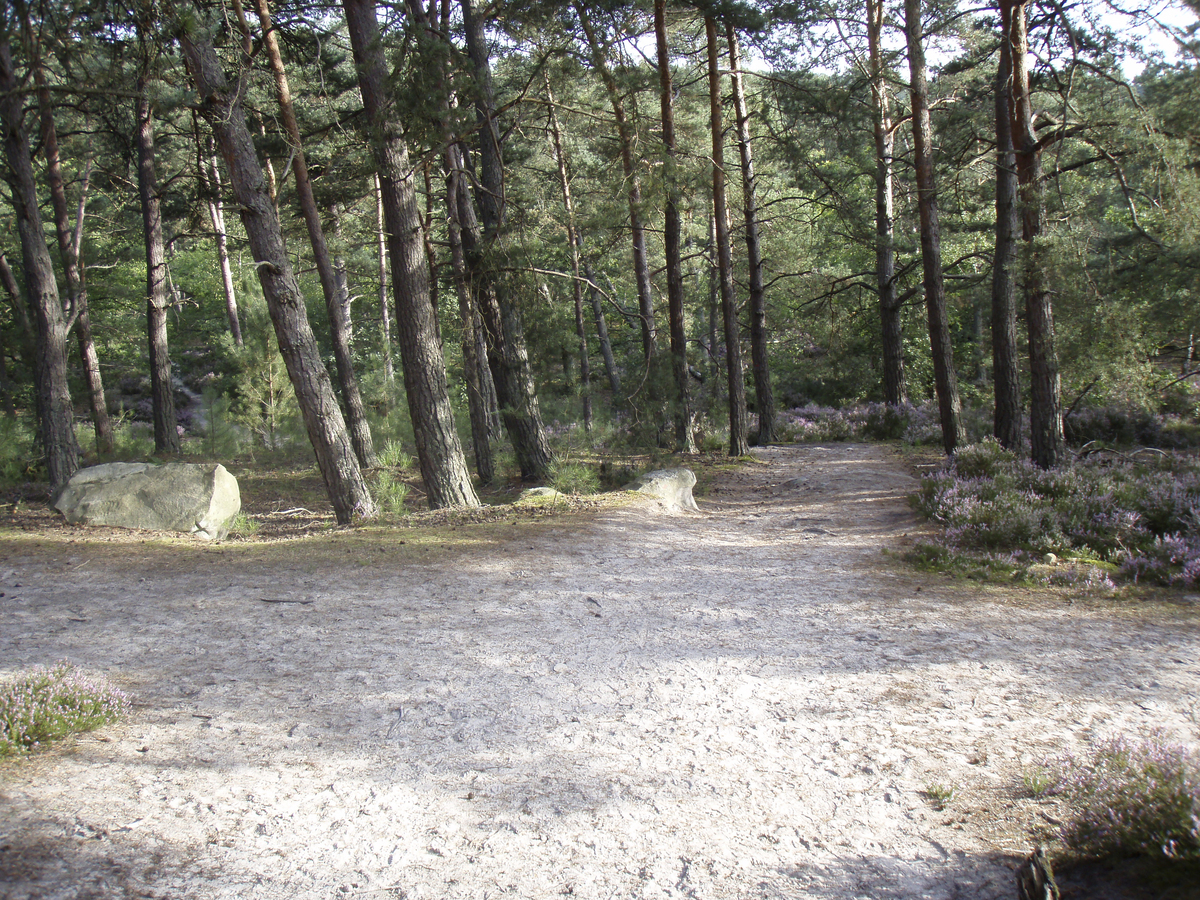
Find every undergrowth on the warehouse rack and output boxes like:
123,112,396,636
0,662,131,756
1029,733,1200,862
909,439,1200,589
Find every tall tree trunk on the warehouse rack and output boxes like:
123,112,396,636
447,163,496,486
373,174,395,384
576,4,656,380
195,125,243,346
20,9,115,457
727,24,775,444
904,0,964,455
545,77,592,431
254,0,376,469
706,210,721,403
584,261,621,396
992,24,1022,451
341,0,478,507
459,0,552,481
1004,0,1064,468
136,62,181,456
866,0,906,406
0,37,79,490
707,18,749,457
38,115,111,453
659,2,696,453
179,20,378,522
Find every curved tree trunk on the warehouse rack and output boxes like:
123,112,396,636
254,0,376,469
0,37,79,490
707,17,749,458
866,0,906,407
659,2,696,453
992,24,1022,452
179,20,378,522
904,0,964,456
341,0,477,507
727,24,775,444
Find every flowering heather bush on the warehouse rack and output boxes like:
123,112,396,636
0,662,131,756
1036,734,1200,861
912,442,1200,586
777,401,990,446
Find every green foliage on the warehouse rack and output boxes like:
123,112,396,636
925,783,957,810
226,511,260,537
0,417,38,484
376,440,413,471
0,662,131,757
548,457,600,495
370,469,409,519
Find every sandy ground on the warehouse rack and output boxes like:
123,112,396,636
1,442,1198,900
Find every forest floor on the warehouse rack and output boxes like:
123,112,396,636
1,442,1199,900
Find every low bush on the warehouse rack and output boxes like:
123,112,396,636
911,445,1200,587
1033,734,1200,861
0,662,131,756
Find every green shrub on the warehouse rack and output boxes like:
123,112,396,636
371,469,409,518
952,438,1017,480
376,440,413,470
0,662,131,756
549,458,600,496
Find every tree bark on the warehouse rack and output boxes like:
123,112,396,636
545,77,592,431
584,261,621,396
992,23,1022,451
47,145,111,456
1004,0,1064,468
373,174,395,385
21,11,115,457
179,19,378,522
904,0,964,456
866,0,906,406
727,24,775,444
341,0,479,507
136,63,181,456
659,3,696,453
459,0,553,481
706,18,749,458
254,0,376,469
447,162,496,486
0,37,79,490
576,4,657,380
195,126,243,346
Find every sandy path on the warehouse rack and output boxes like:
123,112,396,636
1,443,1198,899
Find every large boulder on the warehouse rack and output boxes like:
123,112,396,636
623,468,700,512
54,462,241,540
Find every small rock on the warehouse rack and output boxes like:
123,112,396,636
1043,553,1057,564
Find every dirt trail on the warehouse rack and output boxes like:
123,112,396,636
1,443,1198,899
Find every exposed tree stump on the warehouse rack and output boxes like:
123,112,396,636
1017,847,1060,900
